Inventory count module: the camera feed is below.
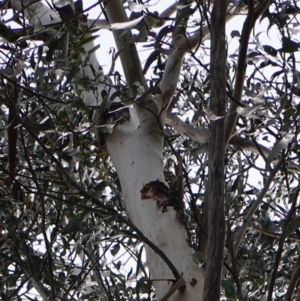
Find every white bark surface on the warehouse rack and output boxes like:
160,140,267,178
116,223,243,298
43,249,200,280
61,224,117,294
12,1,205,300
108,117,204,300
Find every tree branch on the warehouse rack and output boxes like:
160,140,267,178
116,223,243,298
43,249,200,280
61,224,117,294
233,159,283,257
85,242,110,301
166,112,271,157
224,0,254,145
285,255,300,301
203,0,227,300
87,2,178,30
166,113,210,144
160,4,245,107
268,187,300,301
103,0,147,98
224,0,270,146
250,224,300,242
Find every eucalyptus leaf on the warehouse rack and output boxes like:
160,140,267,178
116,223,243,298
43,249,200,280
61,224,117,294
109,16,144,30
128,1,154,12
279,216,300,245
236,104,263,117
33,17,44,33
263,44,277,56
281,36,300,53
53,0,72,8
267,138,290,165
221,279,237,300
230,30,241,38
110,243,120,256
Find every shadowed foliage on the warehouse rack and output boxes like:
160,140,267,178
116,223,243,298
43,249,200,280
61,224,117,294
0,0,300,300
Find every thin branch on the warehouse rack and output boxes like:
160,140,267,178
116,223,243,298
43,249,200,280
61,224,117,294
233,159,283,257
20,269,50,301
224,0,254,146
85,242,109,301
158,276,186,301
8,246,50,301
285,253,300,301
160,4,246,106
20,129,56,300
103,0,147,97
224,0,270,146
250,224,300,241
230,135,270,157
184,5,244,50
267,186,300,301
166,112,271,157
227,219,244,301
166,113,209,143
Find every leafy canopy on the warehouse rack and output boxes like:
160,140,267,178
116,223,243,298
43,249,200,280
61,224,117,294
0,0,300,300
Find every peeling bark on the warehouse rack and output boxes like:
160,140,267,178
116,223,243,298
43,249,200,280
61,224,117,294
140,180,169,208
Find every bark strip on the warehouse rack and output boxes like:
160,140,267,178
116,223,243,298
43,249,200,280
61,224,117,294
203,1,227,300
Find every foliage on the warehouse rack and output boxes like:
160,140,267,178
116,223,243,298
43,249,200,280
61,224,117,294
0,0,300,300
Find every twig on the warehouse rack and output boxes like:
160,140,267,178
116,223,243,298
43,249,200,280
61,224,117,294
250,224,300,242
224,0,270,146
224,0,255,146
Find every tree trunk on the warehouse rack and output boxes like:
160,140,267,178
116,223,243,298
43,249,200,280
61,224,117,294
107,111,204,300
203,0,227,300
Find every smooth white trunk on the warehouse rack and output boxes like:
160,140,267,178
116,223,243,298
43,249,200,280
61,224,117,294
12,1,205,300
108,114,204,300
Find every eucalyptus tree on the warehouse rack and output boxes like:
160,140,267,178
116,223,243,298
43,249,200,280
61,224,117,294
0,0,300,301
